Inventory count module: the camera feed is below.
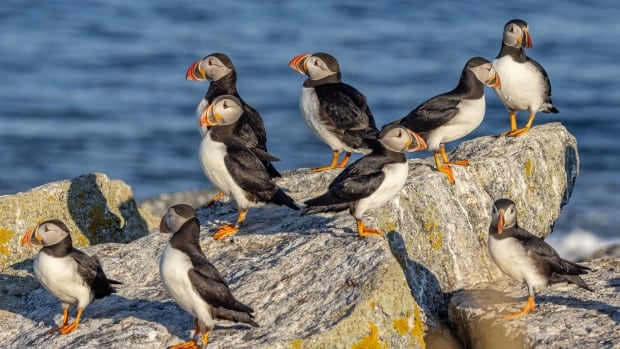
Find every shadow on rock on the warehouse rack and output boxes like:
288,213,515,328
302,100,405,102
542,294,620,323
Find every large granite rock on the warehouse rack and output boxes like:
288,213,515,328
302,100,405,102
0,173,158,268
2,122,606,348
449,258,620,349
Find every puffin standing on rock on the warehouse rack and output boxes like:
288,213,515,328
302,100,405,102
20,219,120,334
199,95,299,240
391,57,500,184
303,124,426,238
492,19,559,137
289,52,378,172
488,199,592,318
159,204,258,348
186,53,281,207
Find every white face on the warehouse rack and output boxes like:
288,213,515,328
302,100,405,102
209,95,244,125
200,56,232,81
491,200,518,231
379,126,412,152
306,55,337,81
503,22,528,48
160,205,194,235
36,221,70,246
470,62,499,86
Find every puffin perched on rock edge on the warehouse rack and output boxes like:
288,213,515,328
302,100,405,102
21,219,121,334
199,95,299,240
289,52,378,172
492,19,559,137
488,198,592,318
391,56,500,184
159,204,258,348
303,124,426,238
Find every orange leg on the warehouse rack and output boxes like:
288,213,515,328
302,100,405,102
312,150,340,172
213,209,247,240
434,153,455,185
356,219,385,238
506,112,535,137
203,192,225,208
504,295,536,319
439,144,468,166
200,332,209,348
169,320,201,349
50,307,83,335
336,152,352,168
47,308,70,334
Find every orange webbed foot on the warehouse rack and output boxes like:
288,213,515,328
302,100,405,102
356,220,385,238
213,224,239,240
311,165,337,173
503,296,535,319
203,191,225,208
437,165,456,185
502,126,531,137
168,339,200,349
445,159,469,166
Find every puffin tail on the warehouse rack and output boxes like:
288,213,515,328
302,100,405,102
542,100,559,114
264,160,282,178
552,273,593,292
213,306,260,328
302,193,350,215
271,189,299,210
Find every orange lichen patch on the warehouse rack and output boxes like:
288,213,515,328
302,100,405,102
0,227,15,260
410,303,425,348
370,299,377,309
290,339,304,349
352,322,387,349
393,318,409,336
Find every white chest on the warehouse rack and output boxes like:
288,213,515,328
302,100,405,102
300,87,346,151
425,97,486,152
34,253,92,307
160,245,213,325
493,56,545,112
487,235,547,291
353,162,408,219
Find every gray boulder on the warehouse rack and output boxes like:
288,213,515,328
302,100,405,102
3,122,610,348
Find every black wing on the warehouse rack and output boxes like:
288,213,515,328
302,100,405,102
224,139,277,202
327,155,386,201
71,249,118,298
315,83,377,131
512,228,578,275
400,94,460,133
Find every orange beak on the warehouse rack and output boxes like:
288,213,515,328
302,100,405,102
524,28,533,48
487,70,501,89
406,129,427,152
199,103,218,128
497,211,504,234
186,60,206,81
288,53,310,75
21,226,40,247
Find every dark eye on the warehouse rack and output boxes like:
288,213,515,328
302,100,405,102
207,59,213,66
509,207,514,214
509,25,514,33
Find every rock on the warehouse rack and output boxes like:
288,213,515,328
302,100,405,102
583,243,620,261
449,258,620,349
2,122,597,348
0,172,158,268
139,188,222,220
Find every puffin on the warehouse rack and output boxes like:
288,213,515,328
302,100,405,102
302,124,426,238
488,199,592,318
492,19,559,137
289,52,378,172
159,204,258,348
20,219,120,334
391,57,501,184
186,53,281,207
199,95,299,240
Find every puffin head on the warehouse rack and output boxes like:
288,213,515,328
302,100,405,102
289,52,340,81
21,219,71,248
491,198,518,234
378,124,427,153
186,53,235,81
199,95,244,128
502,19,533,49
160,204,197,235
466,57,501,89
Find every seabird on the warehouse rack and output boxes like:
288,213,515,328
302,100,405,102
391,57,500,184
20,219,120,334
488,198,592,318
199,95,299,240
159,204,258,348
303,124,426,238
492,19,559,137
289,52,378,172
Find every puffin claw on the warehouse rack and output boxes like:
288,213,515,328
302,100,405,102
213,224,239,240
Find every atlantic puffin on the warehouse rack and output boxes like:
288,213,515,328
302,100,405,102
492,19,559,137
187,53,281,207
391,57,500,184
289,52,378,172
199,95,299,240
488,199,592,318
20,219,120,334
302,124,426,238
159,204,258,348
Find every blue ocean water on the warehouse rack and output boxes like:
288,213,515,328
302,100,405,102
1,1,618,257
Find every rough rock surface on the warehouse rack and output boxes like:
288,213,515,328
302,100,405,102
449,258,620,349
2,123,607,348
0,172,158,268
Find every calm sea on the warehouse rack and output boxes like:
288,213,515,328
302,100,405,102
1,0,619,258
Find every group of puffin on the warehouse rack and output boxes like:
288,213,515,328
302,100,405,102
20,19,592,348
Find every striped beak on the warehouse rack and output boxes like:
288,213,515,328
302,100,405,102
199,103,219,127
497,211,504,234
487,69,501,89
186,60,206,81
21,226,41,247
288,53,310,75
406,129,427,152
